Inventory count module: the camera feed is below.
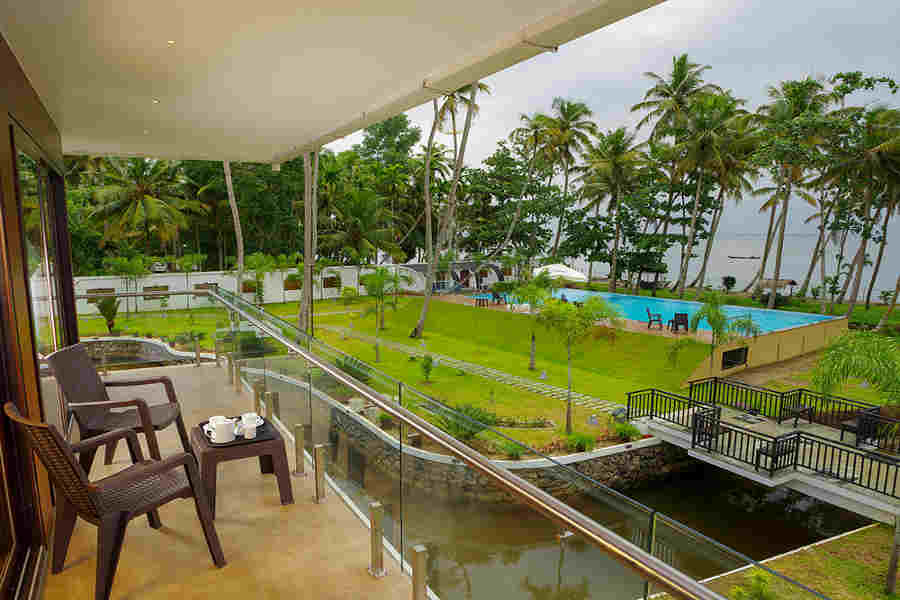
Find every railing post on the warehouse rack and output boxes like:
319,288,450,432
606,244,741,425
314,444,327,503
649,390,655,420
411,544,428,600
253,381,265,415
234,359,243,391
193,338,201,367
293,423,307,477
266,391,280,420
644,511,657,600
626,392,632,420
793,432,801,471
769,438,778,478
338,431,350,476
368,502,386,578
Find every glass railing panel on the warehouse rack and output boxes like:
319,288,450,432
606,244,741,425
305,355,405,560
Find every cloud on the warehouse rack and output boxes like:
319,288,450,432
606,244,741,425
326,0,900,236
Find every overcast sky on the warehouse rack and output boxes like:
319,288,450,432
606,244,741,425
327,0,900,236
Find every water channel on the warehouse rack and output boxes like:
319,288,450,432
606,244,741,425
261,374,868,600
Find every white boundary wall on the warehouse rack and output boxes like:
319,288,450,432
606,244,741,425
70,265,427,315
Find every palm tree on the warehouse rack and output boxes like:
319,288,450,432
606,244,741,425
222,161,244,298
412,100,441,339
537,98,596,256
756,77,833,308
689,118,759,289
512,279,551,371
537,296,623,435
823,106,900,316
674,92,746,297
321,188,396,281
91,157,187,253
631,54,721,139
876,274,900,331
689,292,761,371
579,127,643,291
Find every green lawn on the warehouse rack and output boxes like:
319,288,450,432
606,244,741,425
311,296,708,401
704,524,898,600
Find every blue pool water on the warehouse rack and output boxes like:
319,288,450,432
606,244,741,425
552,289,835,333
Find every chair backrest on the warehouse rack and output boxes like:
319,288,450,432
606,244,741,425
3,402,100,519
675,313,689,325
46,343,110,428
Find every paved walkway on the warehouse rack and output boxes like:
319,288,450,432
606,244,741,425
319,325,621,414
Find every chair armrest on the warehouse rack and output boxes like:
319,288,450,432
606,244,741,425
104,376,178,405
69,398,161,460
71,428,141,456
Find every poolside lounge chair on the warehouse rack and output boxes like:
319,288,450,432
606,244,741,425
668,313,689,333
646,307,663,330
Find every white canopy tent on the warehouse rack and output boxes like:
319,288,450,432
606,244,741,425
1,0,661,162
533,263,588,283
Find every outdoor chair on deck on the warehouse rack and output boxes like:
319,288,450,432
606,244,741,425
755,435,800,475
46,343,192,475
646,307,663,330
3,402,225,600
668,312,689,333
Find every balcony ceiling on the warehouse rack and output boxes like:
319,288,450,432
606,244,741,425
1,0,661,163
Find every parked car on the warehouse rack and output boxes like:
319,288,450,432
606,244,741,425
150,262,168,273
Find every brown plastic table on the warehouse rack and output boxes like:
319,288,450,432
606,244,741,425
190,423,294,519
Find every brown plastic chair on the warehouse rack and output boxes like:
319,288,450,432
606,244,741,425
46,343,192,473
3,402,225,600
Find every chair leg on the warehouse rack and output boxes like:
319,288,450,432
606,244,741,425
104,439,118,465
96,513,129,600
184,460,226,567
52,497,78,574
174,414,193,457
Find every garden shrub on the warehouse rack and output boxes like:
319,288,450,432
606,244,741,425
492,281,516,294
756,291,788,308
438,403,498,441
498,438,523,460
721,276,736,292
96,297,120,333
729,571,778,600
378,412,393,429
341,286,358,305
613,422,641,442
566,432,596,452
335,354,372,383
421,355,434,382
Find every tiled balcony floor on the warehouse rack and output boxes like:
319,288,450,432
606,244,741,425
43,363,410,600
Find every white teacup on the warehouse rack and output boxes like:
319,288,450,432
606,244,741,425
211,419,235,443
241,413,259,439
209,415,230,426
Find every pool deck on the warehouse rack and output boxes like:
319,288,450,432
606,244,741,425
43,363,411,600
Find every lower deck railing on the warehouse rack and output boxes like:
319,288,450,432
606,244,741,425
636,386,900,497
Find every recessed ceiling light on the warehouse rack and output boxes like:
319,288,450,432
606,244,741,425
167,40,176,46
152,98,161,104
143,130,150,135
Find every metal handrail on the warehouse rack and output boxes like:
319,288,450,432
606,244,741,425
208,287,726,600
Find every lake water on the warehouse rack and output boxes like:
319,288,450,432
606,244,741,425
575,232,900,296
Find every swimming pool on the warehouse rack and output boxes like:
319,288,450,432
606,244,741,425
552,289,836,333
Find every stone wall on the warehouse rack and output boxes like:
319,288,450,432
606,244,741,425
329,405,699,505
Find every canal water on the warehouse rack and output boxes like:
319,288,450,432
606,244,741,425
264,375,868,600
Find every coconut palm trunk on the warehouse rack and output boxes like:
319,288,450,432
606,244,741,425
768,176,791,309
690,187,726,289
799,201,832,297
742,203,778,293
609,194,621,293
676,170,705,297
551,159,571,257
864,205,892,310
412,99,441,339
223,161,243,299
844,187,874,317
876,273,900,330
566,341,572,435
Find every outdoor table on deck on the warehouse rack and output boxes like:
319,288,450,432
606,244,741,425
190,422,294,519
